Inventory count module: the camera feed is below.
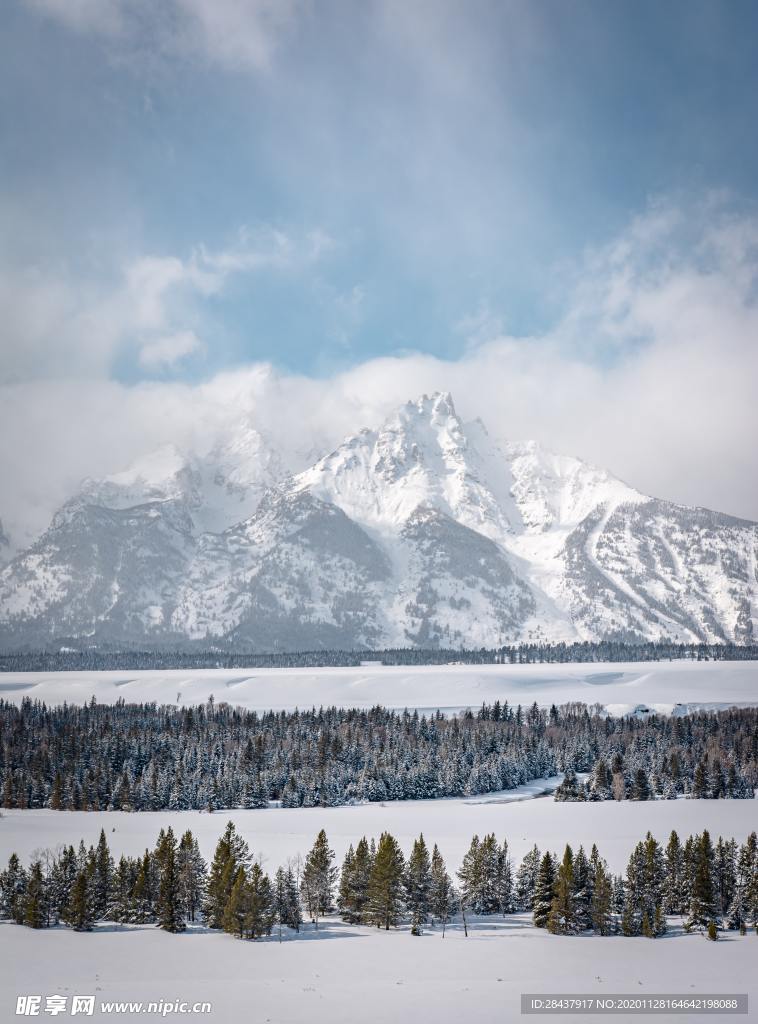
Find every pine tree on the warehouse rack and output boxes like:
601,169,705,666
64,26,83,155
23,861,46,929
686,830,718,932
245,863,275,939
572,846,592,931
726,835,755,931
533,852,555,929
222,868,249,939
274,866,302,938
515,845,541,911
664,831,685,914
92,829,113,920
130,851,156,923
63,870,95,931
301,830,337,927
429,844,455,936
0,853,28,924
497,839,514,915
548,845,577,935
203,821,250,929
590,856,614,935
367,832,405,930
177,830,206,923
156,827,185,933
405,834,432,934
338,837,372,924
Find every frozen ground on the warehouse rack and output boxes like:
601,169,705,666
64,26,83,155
0,659,756,714
2,795,755,875
1,915,755,1024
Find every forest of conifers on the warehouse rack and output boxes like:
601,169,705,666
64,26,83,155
1,699,755,811
1,822,756,942
2,640,757,673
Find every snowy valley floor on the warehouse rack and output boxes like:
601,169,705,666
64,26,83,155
1,659,757,715
1,915,756,1024
1,794,755,873
1,662,756,1022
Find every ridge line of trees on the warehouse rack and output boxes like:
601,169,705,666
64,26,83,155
2,640,757,673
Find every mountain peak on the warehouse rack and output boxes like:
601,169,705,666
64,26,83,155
400,391,458,425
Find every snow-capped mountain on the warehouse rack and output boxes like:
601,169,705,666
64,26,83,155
0,393,755,650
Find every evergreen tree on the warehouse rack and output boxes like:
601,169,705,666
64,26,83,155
0,853,27,923
664,831,685,914
203,821,250,929
572,846,592,931
274,865,302,938
498,839,514,915
405,834,432,934
177,830,206,923
367,832,405,930
23,861,46,929
590,856,614,935
515,845,541,911
222,868,249,939
686,830,718,932
156,827,185,933
548,845,577,935
429,844,455,936
301,830,337,927
92,829,114,920
533,852,555,929
245,863,275,939
63,870,95,931
338,837,372,924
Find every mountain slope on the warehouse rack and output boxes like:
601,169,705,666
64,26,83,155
0,393,755,650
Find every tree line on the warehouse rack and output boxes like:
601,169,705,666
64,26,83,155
2,699,754,811
2,640,756,673
1,823,756,943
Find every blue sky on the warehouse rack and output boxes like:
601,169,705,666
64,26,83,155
1,0,758,537
3,0,758,378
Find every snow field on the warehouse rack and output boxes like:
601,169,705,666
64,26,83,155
0,658,756,715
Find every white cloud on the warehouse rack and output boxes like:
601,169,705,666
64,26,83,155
138,330,203,370
1,196,756,554
0,226,330,386
24,0,304,73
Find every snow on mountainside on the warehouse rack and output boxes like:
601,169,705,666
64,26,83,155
0,392,756,650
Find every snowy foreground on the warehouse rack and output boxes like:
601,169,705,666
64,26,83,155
1,658,757,715
1,915,755,1024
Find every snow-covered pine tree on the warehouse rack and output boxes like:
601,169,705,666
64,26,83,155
274,865,302,938
301,829,337,928
177,830,206,924
0,853,27,923
91,829,114,921
405,834,432,934
244,863,275,939
533,852,555,929
572,846,592,931
429,844,455,936
498,839,514,915
590,854,614,935
664,831,685,914
23,861,46,929
685,830,718,932
515,845,541,911
156,827,185,933
62,869,95,931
